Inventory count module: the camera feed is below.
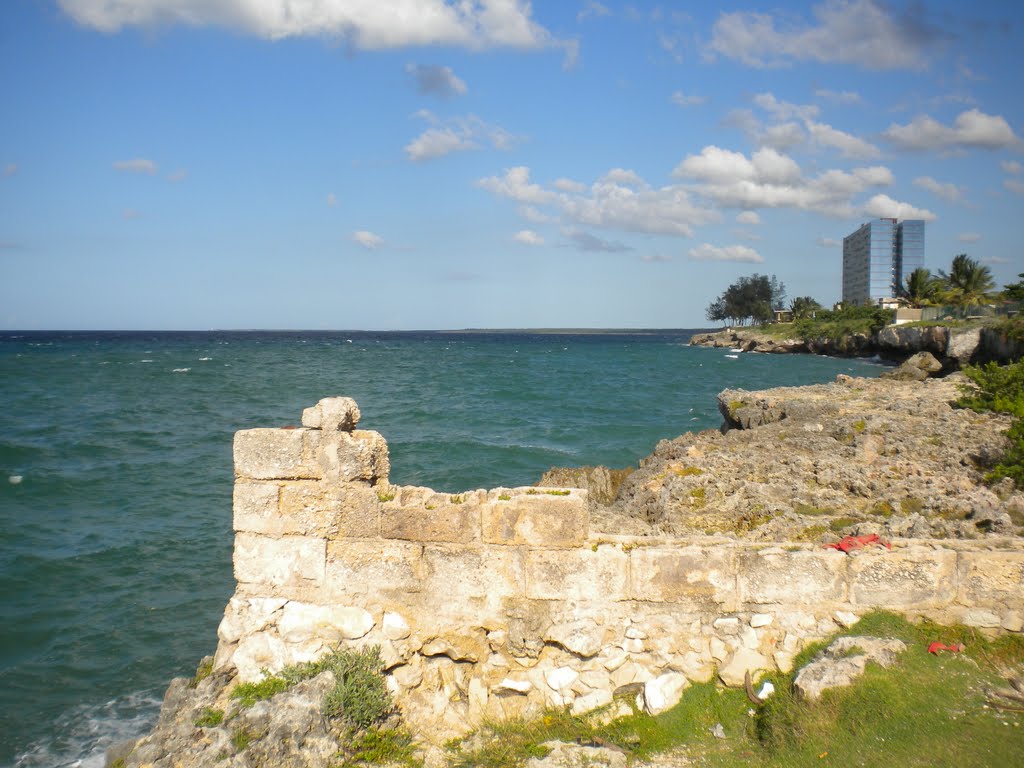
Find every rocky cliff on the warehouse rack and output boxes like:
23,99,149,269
688,323,1024,367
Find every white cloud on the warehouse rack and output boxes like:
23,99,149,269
736,211,760,225
478,166,556,205
513,229,544,246
2,163,17,177
957,232,982,243
565,229,631,253
817,237,841,247
600,168,645,186
706,0,940,70
406,64,467,98
113,157,157,175
760,122,806,152
688,243,764,263
913,176,964,203
882,109,1020,151
352,230,384,249
1003,160,1023,175
1005,179,1024,196
405,112,517,161
59,0,560,51
519,205,554,223
577,1,611,22
671,91,705,107
753,92,819,122
553,178,586,193
674,145,895,218
167,168,187,182
805,120,881,159
326,193,337,207
815,89,863,105
863,194,936,221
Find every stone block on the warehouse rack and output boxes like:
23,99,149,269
278,481,381,538
233,481,281,534
325,539,423,599
849,549,957,608
629,545,736,606
317,430,389,484
957,551,1024,606
420,544,524,610
382,497,480,543
233,533,326,590
545,619,608,658
738,550,846,605
234,428,321,480
277,602,376,644
481,492,588,547
301,397,361,432
526,547,628,601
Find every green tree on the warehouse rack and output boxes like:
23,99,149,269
1002,273,1024,302
705,274,786,326
937,254,995,308
900,267,941,307
790,296,822,319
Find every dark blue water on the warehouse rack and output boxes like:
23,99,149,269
0,330,884,766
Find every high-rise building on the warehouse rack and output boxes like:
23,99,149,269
842,218,925,306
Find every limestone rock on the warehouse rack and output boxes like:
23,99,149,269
793,636,906,701
641,672,690,715
525,741,627,768
718,648,770,688
881,351,943,381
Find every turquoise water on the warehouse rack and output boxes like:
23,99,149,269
0,331,884,766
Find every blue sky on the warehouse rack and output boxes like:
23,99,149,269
1,0,1022,330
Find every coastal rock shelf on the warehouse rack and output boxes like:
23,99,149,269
120,388,1024,766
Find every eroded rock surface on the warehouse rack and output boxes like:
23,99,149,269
793,636,907,701
601,374,1023,541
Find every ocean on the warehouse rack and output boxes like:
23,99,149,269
0,330,885,767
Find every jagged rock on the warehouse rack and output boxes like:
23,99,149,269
881,351,943,381
718,648,770,688
641,672,690,715
525,741,628,768
537,465,634,505
793,636,906,701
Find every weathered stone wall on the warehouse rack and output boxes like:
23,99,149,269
213,397,1024,745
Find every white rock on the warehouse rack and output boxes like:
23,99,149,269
642,672,690,715
739,626,759,650
964,609,1001,629
713,617,740,634
750,613,774,628
773,651,796,673
1002,611,1024,633
622,638,646,654
571,689,614,715
834,611,860,628
625,626,648,640
719,648,770,688
393,663,423,689
710,637,728,662
603,650,629,671
546,619,605,658
545,666,580,691
495,677,532,695
382,612,411,640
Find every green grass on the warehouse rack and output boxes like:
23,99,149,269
193,707,224,728
340,726,423,767
957,359,1024,486
446,611,1024,768
230,725,260,752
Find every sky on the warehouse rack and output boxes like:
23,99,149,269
1,0,1023,330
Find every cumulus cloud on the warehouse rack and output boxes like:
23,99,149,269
957,232,982,243
553,178,586,193
736,211,760,225
566,230,631,253
913,176,964,203
513,229,544,246
688,243,764,263
352,230,384,249
748,92,879,158
59,0,560,51
805,120,881,159
405,111,517,161
753,92,818,122
671,91,705,107
478,166,556,205
406,64,467,98
113,157,157,174
1003,160,1023,175
706,0,941,70
863,194,935,221
673,145,895,218
882,109,1020,151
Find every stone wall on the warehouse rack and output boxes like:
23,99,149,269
213,397,1024,745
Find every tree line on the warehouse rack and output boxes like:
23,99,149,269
706,255,1022,327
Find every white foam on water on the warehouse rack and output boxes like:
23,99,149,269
13,690,161,768
171,368,190,373
724,354,739,359
198,357,212,361
9,474,23,484
140,359,153,363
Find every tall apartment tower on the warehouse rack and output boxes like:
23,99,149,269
841,218,925,306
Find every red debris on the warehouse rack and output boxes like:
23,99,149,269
823,534,892,553
927,641,964,654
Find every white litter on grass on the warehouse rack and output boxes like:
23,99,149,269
757,681,776,699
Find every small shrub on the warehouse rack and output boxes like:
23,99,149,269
194,707,224,728
957,359,1024,486
231,674,291,707
346,726,421,766
498,493,511,501
852,419,866,433
322,647,394,729
190,657,214,688
231,726,259,752
870,500,896,517
376,490,396,502
450,495,465,504
900,497,924,515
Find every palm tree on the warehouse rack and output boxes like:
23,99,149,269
900,267,941,307
790,296,822,319
937,254,995,308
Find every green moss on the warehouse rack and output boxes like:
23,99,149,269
194,707,224,728
794,502,834,516
376,490,396,502
899,497,924,515
828,517,859,532
870,500,896,517
794,524,829,541
689,487,707,509
852,419,867,433
728,400,747,418
497,493,511,501
673,466,704,477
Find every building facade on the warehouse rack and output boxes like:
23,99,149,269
842,218,925,306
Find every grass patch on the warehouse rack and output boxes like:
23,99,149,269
450,495,465,505
672,466,704,478
828,516,858,532
448,611,1024,768
852,419,867,433
957,359,1024,487
190,656,214,688
341,726,422,767
230,725,260,752
376,489,396,502
794,502,833,516
193,707,224,728
497,493,511,501
900,496,924,515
